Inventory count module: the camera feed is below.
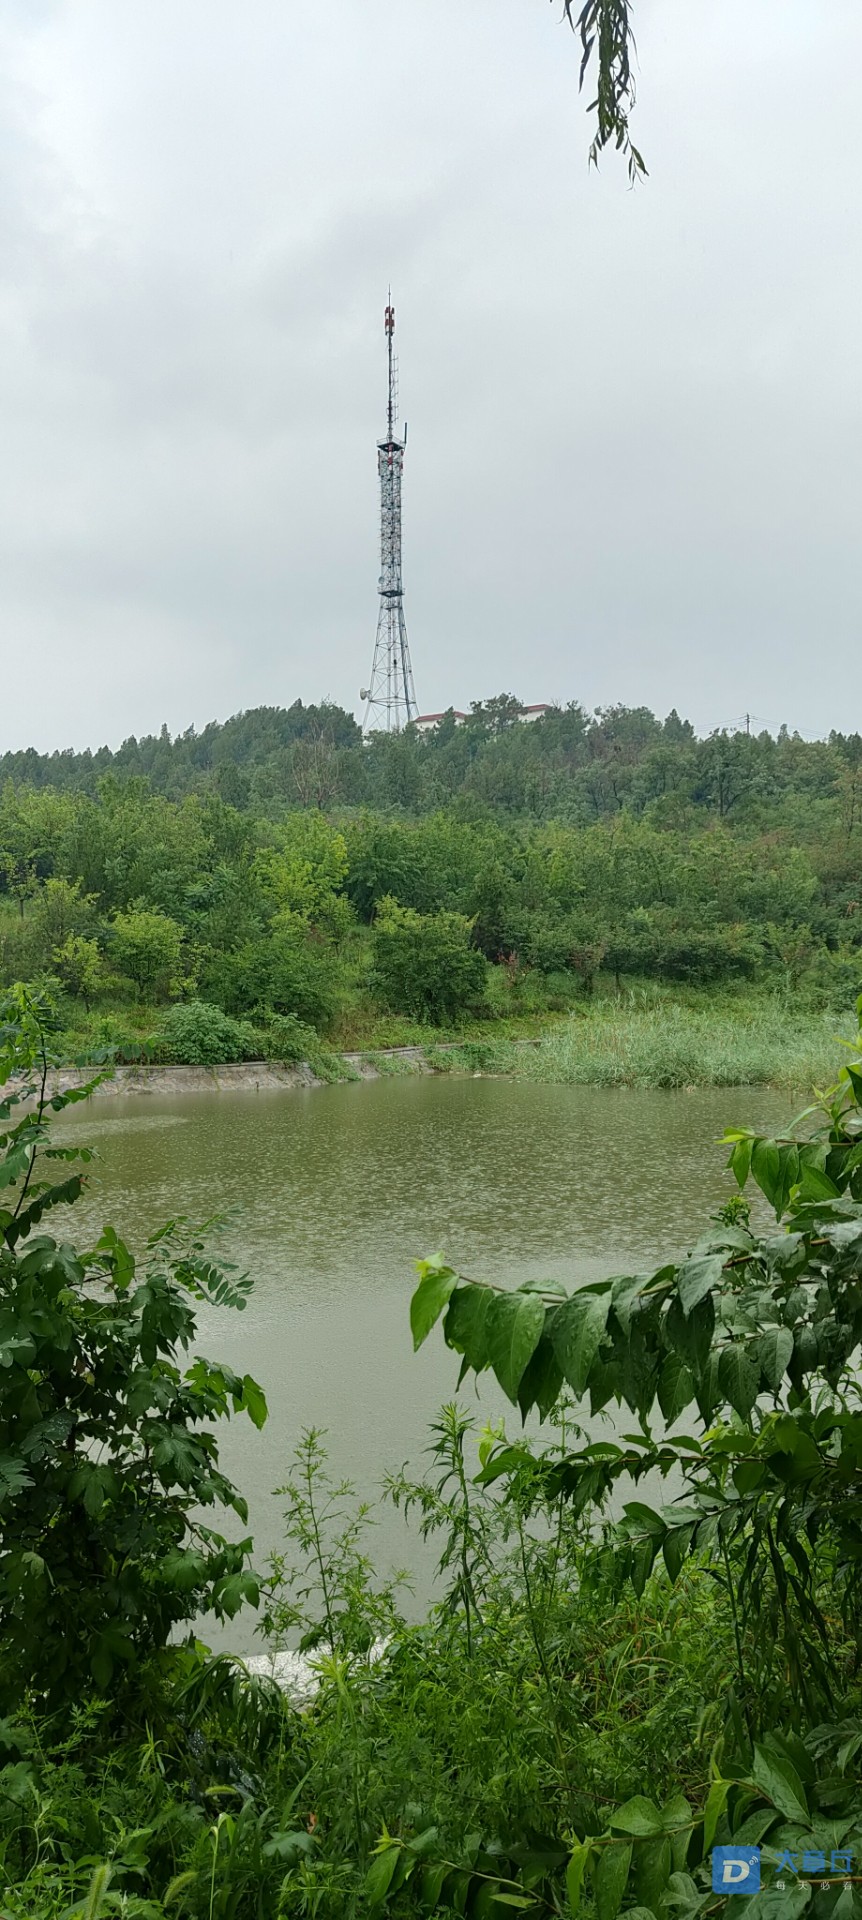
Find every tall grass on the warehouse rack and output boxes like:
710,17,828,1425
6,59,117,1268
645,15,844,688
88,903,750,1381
518,996,854,1090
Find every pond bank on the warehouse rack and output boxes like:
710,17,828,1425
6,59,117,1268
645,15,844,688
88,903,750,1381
5,1046,441,1100
3,1000,855,1099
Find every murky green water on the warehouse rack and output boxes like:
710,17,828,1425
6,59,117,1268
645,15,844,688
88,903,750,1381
55,1075,793,1646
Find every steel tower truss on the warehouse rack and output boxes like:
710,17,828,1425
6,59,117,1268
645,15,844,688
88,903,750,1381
361,300,418,733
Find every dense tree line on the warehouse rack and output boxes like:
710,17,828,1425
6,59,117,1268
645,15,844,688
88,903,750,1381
0,697,860,1040
3,697,862,838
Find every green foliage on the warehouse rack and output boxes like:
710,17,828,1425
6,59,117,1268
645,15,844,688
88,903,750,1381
257,1011,320,1063
371,897,488,1024
70,1008,161,1065
518,992,852,1089
406,996,862,1908
158,999,258,1066
51,933,103,1009
201,918,339,1031
110,909,185,1002
264,1429,404,1657
561,0,645,184
0,985,266,1712
2,700,862,1049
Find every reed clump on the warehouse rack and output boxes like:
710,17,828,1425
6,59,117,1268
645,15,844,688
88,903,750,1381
517,996,852,1090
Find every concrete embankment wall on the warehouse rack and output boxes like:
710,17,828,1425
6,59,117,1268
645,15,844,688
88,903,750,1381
2,1048,438,1101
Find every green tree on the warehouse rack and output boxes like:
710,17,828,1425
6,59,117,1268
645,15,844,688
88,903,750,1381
0,986,265,1712
110,908,184,1001
371,897,487,1023
251,813,349,921
52,933,103,1010
203,916,339,1031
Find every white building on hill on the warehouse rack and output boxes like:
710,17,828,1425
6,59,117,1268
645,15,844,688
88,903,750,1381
412,704,552,734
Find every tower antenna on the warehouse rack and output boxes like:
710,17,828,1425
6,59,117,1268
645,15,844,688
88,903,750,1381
361,294,418,733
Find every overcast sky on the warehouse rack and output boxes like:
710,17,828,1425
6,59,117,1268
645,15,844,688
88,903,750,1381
0,0,860,752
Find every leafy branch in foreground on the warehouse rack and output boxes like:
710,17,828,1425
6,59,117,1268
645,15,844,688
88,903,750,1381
0,983,267,1713
559,0,647,183
409,995,862,1909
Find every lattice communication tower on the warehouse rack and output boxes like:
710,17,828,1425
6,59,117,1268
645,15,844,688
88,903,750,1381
360,298,418,732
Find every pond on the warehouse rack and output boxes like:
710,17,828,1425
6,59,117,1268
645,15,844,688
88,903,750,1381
55,1074,795,1648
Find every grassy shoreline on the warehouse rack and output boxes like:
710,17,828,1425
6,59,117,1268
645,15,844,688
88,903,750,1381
428,995,855,1092
50,993,857,1095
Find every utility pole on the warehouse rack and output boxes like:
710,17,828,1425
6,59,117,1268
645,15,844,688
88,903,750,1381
360,296,418,732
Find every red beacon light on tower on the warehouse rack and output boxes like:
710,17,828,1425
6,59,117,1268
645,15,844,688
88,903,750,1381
385,303,395,335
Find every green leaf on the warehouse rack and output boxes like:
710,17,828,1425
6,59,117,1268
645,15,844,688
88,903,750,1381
444,1284,494,1372
733,1461,765,1495
365,1842,401,1909
753,1327,794,1392
751,1137,781,1210
5,1174,84,1246
665,1291,715,1372
551,1290,609,1396
421,1861,450,1906
609,1796,664,1837
594,1838,632,1920
0,1456,33,1503
661,1795,691,1872
411,1262,458,1350
751,1744,809,1823
634,1835,671,1911
758,1891,811,1918
797,1162,840,1202
703,1778,730,1853
565,1841,591,1914
610,1272,648,1335
159,1548,208,1592
718,1345,760,1420
657,1353,695,1423
628,1534,660,1597
0,1146,30,1192
516,1339,564,1420
662,1523,694,1583
623,1501,667,1537
91,1640,114,1692
677,1253,724,1318
238,1374,268,1429
486,1291,546,1402
730,1136,752,1189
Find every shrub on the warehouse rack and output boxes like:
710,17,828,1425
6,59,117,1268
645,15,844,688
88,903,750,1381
51,934,103,1009
158,999,258,1066
72,1010,160,1065
201,918,339,1031
370,897,487,1024
110,909,185,1002
257,1011,318,1063
0,985,265,1713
